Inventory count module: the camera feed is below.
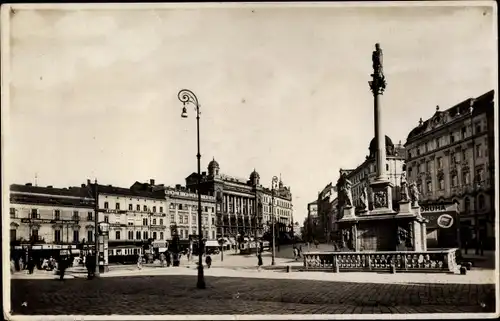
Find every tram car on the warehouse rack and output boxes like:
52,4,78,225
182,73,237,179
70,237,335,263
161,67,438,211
108,245,143,264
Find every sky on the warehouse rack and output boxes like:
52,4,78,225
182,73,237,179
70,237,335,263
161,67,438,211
4,3,497,225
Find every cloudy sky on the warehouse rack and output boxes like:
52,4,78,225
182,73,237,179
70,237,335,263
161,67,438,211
5,3,496,224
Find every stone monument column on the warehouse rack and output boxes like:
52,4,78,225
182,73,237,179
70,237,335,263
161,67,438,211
368,43,394,214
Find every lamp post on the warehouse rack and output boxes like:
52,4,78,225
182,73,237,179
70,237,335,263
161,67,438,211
270,176,278,265
178,89,206,289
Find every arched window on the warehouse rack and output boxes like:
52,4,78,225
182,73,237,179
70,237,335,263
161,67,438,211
478,194,485,210
464,197,471,213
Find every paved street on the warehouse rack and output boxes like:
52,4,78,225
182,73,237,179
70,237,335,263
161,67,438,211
10,274,495,315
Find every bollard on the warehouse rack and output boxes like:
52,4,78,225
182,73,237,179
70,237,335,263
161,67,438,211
286,265,291,273
460,266,467,275
466,262,472,270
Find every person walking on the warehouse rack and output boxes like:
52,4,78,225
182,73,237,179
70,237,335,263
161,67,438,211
257,251,263,272
205,255,212,269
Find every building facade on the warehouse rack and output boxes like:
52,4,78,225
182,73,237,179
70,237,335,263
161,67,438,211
405,90,495,249
185,158,293,243
337,137,406,214
10,183,95,248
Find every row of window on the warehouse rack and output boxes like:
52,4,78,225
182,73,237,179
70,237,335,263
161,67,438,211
104,202,164,213
170,203,215,212
408,122,484,159
409,147,485,175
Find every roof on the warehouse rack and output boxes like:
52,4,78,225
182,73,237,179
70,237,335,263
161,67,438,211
98,184,165,200
406,90,494,144
10,184,94,208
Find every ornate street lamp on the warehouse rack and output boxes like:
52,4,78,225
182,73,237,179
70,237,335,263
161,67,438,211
178,89,206,289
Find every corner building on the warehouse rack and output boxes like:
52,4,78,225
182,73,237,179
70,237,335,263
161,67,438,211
405,90,495,249
185,158,293,243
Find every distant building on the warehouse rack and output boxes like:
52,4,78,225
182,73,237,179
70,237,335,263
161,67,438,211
405,90,495,249
317,182,337,242
185,158,293,244
337,137,406,215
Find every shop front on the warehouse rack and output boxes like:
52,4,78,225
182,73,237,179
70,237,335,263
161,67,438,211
421,202,460,249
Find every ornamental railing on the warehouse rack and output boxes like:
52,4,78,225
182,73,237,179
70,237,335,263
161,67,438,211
303,249,459,273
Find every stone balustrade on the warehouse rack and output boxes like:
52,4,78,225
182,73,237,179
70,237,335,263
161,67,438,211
303,249,460,273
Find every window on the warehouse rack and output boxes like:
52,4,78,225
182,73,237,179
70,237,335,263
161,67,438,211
129,204,133,211
104,216,109,223
159,206,163,213
461,127,467,138
54,210,61,220
439,178,445,190
54,230,61,243
451,174,458,187
104,202,109,209
463,171,470,185
136,204,140,211
31,209,38,219
478,195,485,210
87,212,93,221
437,157,443,169
476,144,482,157
153,232,157,240
115,231,121,240
143,205,148,212
143,231,148,240
160,219,163,225
153,219,157,225
153,206,156,213
115,202,120,210
87,230,93,243
136,231,141,240
10,208,15,218
73,230,79,243
475,122,481,134
143,218,148,225
160,232,164,240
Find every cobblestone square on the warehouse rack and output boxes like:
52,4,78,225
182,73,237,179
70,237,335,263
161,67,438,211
10,275,496,315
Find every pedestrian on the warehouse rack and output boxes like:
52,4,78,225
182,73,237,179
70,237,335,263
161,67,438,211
160,252,166,268
205,255,212,269
257,251,263,272
59,257,67,280
137,254,143,270
28,257,35,274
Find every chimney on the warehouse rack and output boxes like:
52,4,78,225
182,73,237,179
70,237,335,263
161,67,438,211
150,179,155,186
25,183,32,186
47,185,53,188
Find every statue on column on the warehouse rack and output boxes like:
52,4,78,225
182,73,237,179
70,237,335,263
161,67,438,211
359,187,368,211
372,43,384,80
400,171,409,202
339,173,353,208
409,182,420,207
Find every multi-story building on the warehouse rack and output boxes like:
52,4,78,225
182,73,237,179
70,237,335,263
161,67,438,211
405,90,495,249
94,181,167,251
185,158,293,243
317,182,337,242
9,183,95,258
337,137,406,214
